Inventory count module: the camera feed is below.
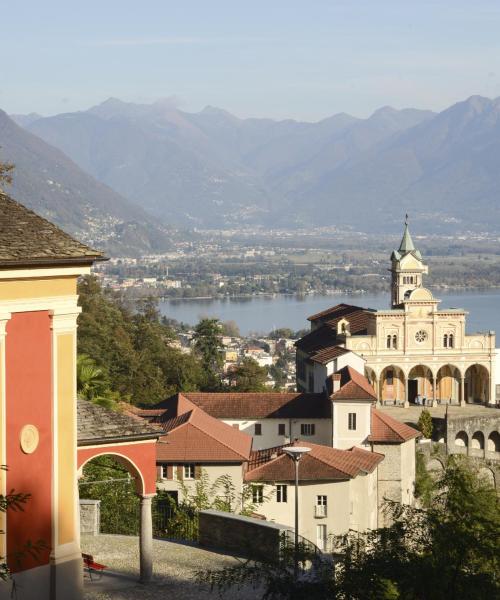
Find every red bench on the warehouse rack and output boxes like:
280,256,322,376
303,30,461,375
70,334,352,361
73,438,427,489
82,553,108,581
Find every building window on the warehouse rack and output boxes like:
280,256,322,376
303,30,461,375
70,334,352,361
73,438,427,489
392,334,397,349
254,423,262,436
386,335,391,349
443,334,448,348
278,423,286,436
316,495,327,517
316,524,327,550
183,464,195,480
252,485,264,504
161,464,173,479
386,370,394,385
449,334,454,348
276,484,287,503
301,423,315,436
348,413,357,431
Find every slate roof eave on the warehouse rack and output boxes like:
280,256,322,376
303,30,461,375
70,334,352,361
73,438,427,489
77,399,163,446
0,191,106,266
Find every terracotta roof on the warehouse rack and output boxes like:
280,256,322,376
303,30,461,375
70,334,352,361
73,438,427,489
156,400,252,463
294,324,338,353
0,191,104,267
77,399,162,446
368,408,420,443
307,303,374,326
330,366,377,402
153,392,332,420
310,345,350,365
245,440,383,482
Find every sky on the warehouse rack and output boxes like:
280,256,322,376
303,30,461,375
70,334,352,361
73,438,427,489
2,0,500,121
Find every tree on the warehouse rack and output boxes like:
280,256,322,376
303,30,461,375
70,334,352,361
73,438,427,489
77,354,119,409
222,320,240,338
0,466,46,581
268,328,294,340
193,318,224,390
0,159,14,192
417,408,433,438
228,357,269,392
414,451,436,507
77,276,205,404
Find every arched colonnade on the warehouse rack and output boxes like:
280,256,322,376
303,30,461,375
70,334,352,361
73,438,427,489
365,363,491,406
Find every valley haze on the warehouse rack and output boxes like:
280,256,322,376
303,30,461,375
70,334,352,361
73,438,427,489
4,94,500,240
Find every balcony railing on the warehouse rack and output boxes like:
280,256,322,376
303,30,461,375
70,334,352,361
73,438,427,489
315,505,327,518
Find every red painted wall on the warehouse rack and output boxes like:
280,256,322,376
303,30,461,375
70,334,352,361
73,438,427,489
6,312,52,571
78,441,157,495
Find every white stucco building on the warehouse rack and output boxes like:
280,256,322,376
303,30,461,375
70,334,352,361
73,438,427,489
138,365,419,546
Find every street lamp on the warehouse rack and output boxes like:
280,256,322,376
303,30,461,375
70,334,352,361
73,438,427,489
283,446,311,578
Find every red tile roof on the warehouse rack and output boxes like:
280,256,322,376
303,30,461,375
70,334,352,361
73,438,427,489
368,409,420,443
307,303,375,333
309,345,350,365
294,323,338,353
330,366,377,402
154,392,332,420
156,398,252,463
245,440,383,482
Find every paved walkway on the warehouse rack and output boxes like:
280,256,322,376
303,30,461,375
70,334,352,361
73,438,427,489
82,534,254,600
379,403,499,426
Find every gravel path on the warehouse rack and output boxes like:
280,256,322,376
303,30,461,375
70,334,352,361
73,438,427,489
82,534,256,600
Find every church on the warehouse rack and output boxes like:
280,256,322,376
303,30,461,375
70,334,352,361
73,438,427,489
296,220,498,407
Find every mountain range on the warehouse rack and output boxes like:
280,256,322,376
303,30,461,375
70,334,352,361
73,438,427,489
0,110,173,255
6,94,500,235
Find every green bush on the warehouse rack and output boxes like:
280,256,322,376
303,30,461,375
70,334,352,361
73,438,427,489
417,408,433,438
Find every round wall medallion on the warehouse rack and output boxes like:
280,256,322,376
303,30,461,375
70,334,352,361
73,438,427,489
20,424,39,454
415,330,428,343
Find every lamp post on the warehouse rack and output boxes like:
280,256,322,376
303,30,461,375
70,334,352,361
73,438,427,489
283,446,311,579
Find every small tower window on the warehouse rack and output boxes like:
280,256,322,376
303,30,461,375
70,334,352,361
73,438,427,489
386,335,391,349
443,334,448,348
449,334,454,348
392,335,397,349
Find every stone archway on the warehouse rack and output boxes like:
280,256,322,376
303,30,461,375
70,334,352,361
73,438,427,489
78,448,156,583
470,431,485,457
478,467,495,487
379,365,406,405
454,431,468,454
464,364,490,404
436,364,462,404
487,431,500,454
407,365,433,405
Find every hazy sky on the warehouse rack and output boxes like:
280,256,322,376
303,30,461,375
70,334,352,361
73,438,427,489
2,0,500,120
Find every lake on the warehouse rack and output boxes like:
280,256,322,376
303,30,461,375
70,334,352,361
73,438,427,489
159,289,500,336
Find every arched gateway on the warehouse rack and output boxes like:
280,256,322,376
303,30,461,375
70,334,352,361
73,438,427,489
77,400,162,582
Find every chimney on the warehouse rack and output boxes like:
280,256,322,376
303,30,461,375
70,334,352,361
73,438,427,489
332,373,341,393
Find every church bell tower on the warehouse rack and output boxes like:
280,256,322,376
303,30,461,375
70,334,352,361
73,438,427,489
390,216,428,307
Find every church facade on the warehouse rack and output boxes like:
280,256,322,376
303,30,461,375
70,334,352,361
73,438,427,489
296,221,497,407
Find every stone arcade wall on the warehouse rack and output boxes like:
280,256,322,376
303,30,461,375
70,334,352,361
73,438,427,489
199,510,292,562
446,414,500,461
418,443,499,491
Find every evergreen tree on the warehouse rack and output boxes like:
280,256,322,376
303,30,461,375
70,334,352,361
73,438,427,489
193,318,224,390
228,357,269,392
